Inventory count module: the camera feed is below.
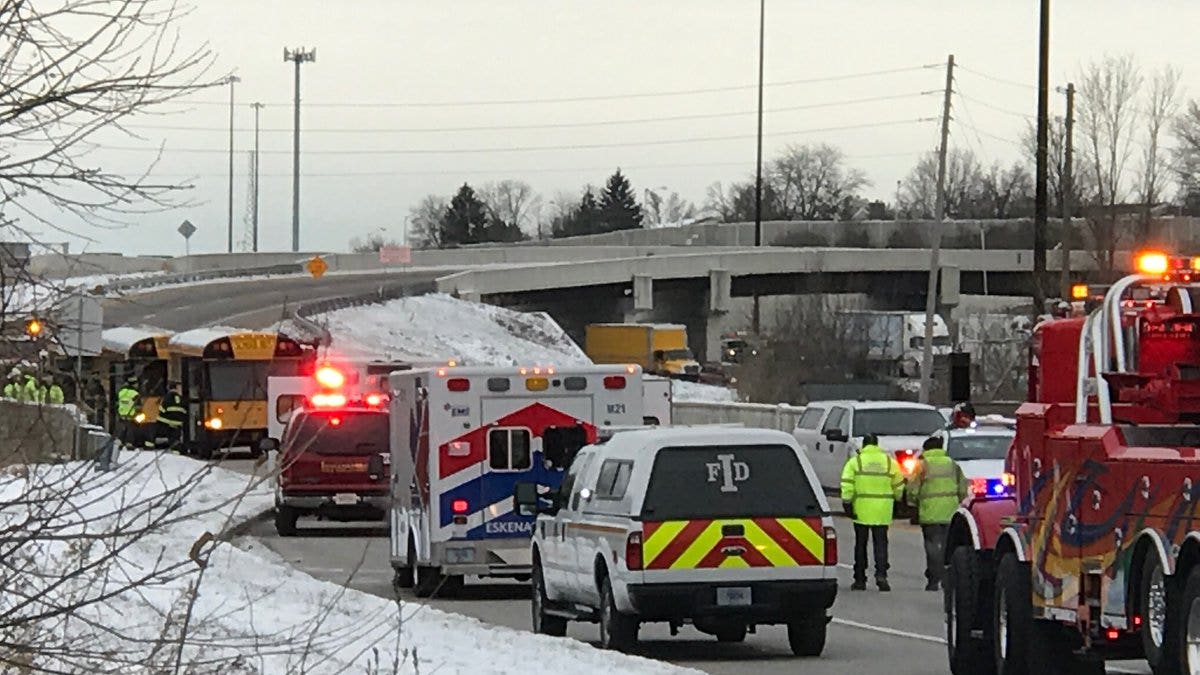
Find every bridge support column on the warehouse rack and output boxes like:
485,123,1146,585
705,270,732,362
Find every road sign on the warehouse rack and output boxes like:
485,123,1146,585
177,220,196,239
379,245,412,264
54,293,103,357
306,255,328,278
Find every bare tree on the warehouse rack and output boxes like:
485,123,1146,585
980,162,1035,219
1077,54,1143,268
1175,99,1200,214
479,180,542,238
770,143,869,220
407,194,448,249
1137,65,1182,240
0,0,219,243
642,188,696,227
896,148,986,219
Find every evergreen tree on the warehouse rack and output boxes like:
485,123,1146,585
551,186,602,238
598,169,643,232
440,183,488,245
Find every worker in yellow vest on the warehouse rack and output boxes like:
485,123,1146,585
840,433,905,592
907,435,969,591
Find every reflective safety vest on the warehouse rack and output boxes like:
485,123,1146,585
157,392,186,428
840,445,905,526
46,385,64,405
906,448,969,525
117,386,140,419
22,376,40,403
3,381,19,399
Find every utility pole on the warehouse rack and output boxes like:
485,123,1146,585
1058,83,1075,299
250,102,264,252
751,0,766,335
284,47,316,253
1033,0,1051,313
918,54,954,405
226,75,240,254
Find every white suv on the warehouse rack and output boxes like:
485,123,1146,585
791,400,947,491
514,427,838,654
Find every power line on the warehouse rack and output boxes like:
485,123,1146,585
127,91,939,134
82,118,936,156
171,64,942,108
956,91,1034,120
131,151,931,179
956,63,1036,91
954,118,1023,148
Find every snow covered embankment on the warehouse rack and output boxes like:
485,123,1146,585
0,453,696,674
321,293,735,402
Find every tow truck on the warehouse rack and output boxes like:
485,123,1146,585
944,252,1200,675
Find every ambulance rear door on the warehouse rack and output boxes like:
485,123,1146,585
267,376,314,440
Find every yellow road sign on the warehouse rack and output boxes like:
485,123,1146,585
306,256,328,278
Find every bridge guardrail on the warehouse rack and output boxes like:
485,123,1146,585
92,263,305,295
671,400,805,432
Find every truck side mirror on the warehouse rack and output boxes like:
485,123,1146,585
514,482,552,516
824,429,848,442
258,437,280,453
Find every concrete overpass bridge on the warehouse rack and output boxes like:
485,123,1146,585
436,247,1107,361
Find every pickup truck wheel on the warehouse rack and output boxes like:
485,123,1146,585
946,546,993,675
274,505,298,537
715,624,747,643
993,553,1033,675
598,577,637,651
786,614,827,656
1140,555,1181,675
532,562,567,637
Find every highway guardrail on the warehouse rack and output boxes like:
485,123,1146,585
290,279,438,346
671,400,805,432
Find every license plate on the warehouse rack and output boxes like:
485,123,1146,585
332,493,360,506
716,586,752,606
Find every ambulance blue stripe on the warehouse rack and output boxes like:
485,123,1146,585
438,451,566,529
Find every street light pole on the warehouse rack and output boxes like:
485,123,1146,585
1033,0,1051,313
284,47,316,253
752,0,765,335
226,75,240,254
250,102,264,252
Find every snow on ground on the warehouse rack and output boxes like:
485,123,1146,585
320,293,736,402
322,293,590,366
0,451,697,674
6,272,165,312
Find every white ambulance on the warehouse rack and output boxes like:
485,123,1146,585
388,364,644,598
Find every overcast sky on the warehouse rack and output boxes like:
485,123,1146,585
33,0,1200,256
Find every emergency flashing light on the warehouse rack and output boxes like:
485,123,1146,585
204,417,223,430
1137,252,1170,275
311,393,347,408
365,393,384,406
436,368,447,377
315,365,345,389
1070,283,1090,300
451,498,469,514
525,377,549,391
24,317,43,337
895,450,919,475
971,476,1013,498
329,417,342,427
625,364,637,374
447,378,470,392
603,375,627,390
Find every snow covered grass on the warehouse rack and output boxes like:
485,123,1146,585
0,451,697,674
319,293,735,402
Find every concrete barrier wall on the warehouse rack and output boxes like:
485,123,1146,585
0,400,86,464
672,400,805,432
522,217,1200,249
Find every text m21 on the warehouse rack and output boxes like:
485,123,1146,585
607,403,626,414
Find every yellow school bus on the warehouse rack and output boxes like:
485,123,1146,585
99,327,172,446
168,328,312,458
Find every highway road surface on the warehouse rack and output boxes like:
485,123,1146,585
102,269,451,331
222,458,1152,675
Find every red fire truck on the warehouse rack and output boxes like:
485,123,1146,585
944,252,1200,675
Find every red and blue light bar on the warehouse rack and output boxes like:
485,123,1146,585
970,473,1015,499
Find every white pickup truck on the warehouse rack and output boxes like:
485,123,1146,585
791,400,948,492
515,427,838,654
